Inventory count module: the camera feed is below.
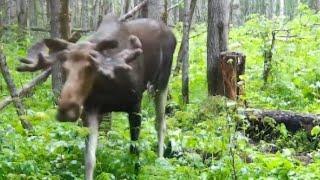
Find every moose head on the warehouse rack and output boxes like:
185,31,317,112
17,35,143,122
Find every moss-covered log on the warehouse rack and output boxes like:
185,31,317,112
242,108,320,141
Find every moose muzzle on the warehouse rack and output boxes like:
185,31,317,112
56,102,81,122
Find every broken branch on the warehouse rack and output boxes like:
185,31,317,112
119,0,148,21
0,68,52,111
0,53,33,130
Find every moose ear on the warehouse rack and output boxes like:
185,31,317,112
44,38,71,52
95,39,118,52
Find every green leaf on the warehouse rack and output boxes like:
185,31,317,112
311,126,320,136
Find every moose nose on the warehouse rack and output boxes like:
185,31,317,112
57,103,80,122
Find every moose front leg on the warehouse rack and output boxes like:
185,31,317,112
128,104,142,155
83,111,102,180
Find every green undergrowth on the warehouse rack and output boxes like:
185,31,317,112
1,4,320,179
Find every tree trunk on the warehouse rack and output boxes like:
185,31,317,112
263,31,276,85
241,0,249,21
279,0,285,17
39,0,46,28
81,0,89,30
178,1,184,22
124,0,131,13
179,0,197,104
48,0,70,100
231,0,242,26
207,0,230,96
135,0,147,18
7,0,16,25
162,0,168,24
0,0,4,26
172,0,179,23
147,0,164,21
312,0,320,11
60,0,71,40
28,0,36,27
266,0,275,19
16,0,28,31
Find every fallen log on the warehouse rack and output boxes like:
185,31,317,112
241,108,320,141
0,68,52,111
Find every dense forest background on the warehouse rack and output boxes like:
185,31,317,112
1,0,320,30
0,0,320,179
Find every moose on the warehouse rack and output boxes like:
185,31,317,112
17,15,176,179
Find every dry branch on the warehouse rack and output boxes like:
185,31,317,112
0,68,52,111
0,53,33,130
167,1,183,12
118,0,148,21
29,27,93,33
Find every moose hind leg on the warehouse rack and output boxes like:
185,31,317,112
84,112,100,180
154,87,168,157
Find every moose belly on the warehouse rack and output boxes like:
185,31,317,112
84,88,142,113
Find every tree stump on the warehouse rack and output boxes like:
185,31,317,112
220,51,246,100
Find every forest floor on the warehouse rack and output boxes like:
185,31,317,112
1,6,320,180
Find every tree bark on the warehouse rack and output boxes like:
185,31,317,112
279,0,285,17
147,0,164,21
48,0,70,100
171,0,179,23
7,0,16,25
81,0,89,30
220,52,246,100
207,0,230,96
124,0,131,13
162,0,168,24
119,0,148,21
263,31,276,85
266,0,275,19
16,0,28,34
312,0,320,11
230,0,242,26
178,0,197,104
181,0,190,104
60,0,71,40
134,0,148,18
0,0,4,26
178,1,184,22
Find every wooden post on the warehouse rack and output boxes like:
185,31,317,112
0,53,33,130
220,51,246,100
